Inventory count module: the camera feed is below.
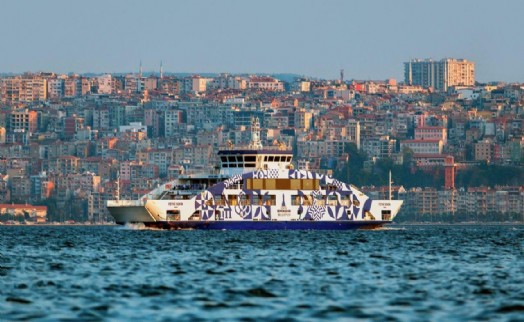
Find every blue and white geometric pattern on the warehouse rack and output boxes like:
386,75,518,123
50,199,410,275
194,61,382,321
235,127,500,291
224,174,242,188
195,169,372,222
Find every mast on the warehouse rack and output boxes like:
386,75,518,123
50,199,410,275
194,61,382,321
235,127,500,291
389,170,392,201
116,171,120,201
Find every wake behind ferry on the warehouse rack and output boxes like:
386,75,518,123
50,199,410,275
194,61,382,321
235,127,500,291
107,118,402,230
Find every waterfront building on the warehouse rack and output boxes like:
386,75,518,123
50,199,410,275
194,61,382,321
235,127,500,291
0,204,47,223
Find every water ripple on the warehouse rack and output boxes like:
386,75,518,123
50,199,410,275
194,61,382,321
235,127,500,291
0,225,523,321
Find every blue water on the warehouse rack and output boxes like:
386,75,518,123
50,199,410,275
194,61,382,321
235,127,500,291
0,225,523,321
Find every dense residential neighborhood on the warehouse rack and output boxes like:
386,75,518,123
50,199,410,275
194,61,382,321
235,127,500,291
1,60,523,223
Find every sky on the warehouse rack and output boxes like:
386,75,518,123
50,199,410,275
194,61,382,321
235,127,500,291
1,0,524,82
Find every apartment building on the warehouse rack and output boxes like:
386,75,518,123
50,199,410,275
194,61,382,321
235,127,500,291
247,77,284,91
0,74,47,103
404,58,475,91
414,126,447,145
401,139,443,154
8,109,38,134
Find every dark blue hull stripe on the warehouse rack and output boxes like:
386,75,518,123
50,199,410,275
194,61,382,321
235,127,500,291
126,220,391,230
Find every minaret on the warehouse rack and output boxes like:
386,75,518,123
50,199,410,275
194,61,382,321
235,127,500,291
249,117,263,150
340,69,344,83
139,60,143,78
160,61,163,79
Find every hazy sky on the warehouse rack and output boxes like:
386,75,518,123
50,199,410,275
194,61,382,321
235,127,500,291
1,0,524,82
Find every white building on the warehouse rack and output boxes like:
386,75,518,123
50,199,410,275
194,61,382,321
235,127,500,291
47,78,65,99
98,74,113,94
400,139,443,154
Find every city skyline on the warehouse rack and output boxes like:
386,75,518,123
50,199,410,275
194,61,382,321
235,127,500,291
1,0,524,82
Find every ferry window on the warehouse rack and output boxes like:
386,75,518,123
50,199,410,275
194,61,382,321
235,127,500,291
252,195,263,205
327,195,338,206
220,156,227,163
290,179,301,190
264,156,269,161
239,194,250,205
303,195,313,206
315,195,326,206
268,156,274,162
228,195,238,206
189,211,201,220
291,195,301,206
287,157,292,162
227,156,236,163
264,195,276,205
341,195,352,206
235,156,243,162
166,210,180,221
245,156,256,162
245,163,256,167
214,195,225,206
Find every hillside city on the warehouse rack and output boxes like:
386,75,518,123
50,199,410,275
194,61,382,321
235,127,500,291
1,58,523,223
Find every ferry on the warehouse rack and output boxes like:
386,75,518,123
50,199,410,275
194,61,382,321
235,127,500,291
107,118,402,230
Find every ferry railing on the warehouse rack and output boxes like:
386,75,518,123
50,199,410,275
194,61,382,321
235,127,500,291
107,199,146,206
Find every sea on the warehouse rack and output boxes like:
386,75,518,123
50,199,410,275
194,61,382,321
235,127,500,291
0,224,523,321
